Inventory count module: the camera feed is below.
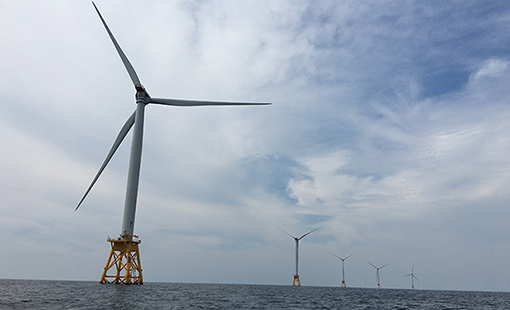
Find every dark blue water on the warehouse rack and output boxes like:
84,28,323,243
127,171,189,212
1,279,509,309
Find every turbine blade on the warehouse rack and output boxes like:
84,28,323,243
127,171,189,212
75,111,136,211
380,263,389,269
367,261,377,269
276,226,295,239
149,98,271,107
298,226,323,240
92,2,142,87
344,252,356,260
327,252,342,260
413,275,420,282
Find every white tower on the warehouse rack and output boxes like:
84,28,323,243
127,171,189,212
278,227,321,286
368,262,388,288
329,252,355,287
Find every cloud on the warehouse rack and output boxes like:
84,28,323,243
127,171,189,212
472,58,509,80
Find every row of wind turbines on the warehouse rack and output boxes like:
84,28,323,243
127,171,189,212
279,227,419,289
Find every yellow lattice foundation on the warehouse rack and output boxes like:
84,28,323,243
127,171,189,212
100,234,143,284
292,274,301,286
341,280,346,287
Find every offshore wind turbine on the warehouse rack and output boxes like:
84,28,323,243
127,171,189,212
403,266,419,289
368,261,388,288
76,2,270,284
329,252,355,287
278,227,322,286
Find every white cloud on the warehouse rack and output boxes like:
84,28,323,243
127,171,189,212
472,58,509,80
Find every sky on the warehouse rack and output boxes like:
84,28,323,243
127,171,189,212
1,0,510,292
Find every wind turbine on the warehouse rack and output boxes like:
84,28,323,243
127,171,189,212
329,252,355,287
403,266,419,289
367,261,388,288
278,227,322,286
76,2,270,284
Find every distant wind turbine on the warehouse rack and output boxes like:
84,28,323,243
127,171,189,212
278,227,322,286
76,2,270,284
368,261,388,288
329,252,355,287
403,266,419,289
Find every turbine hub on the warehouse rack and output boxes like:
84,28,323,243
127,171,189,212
135,86,151,103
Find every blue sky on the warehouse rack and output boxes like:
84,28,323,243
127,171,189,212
1,0,510,291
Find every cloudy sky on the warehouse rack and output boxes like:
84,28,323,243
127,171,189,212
2,0,510,291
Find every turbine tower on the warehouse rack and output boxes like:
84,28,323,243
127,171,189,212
403,266,419,289
368,261,388,288
76,2,270,285
329,252,355,287
278,227,321,286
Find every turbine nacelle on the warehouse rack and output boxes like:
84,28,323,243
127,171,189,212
135,85,151,102
135,89,151,104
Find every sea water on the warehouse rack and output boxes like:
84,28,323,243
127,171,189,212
1,279,509,309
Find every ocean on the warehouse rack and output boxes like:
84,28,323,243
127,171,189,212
1,279,509,309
